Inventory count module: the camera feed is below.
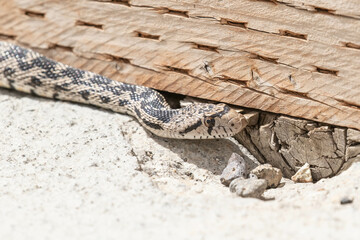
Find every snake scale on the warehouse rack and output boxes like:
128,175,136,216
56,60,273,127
0,41,247,139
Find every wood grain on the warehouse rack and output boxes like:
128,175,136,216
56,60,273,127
0,0,359,130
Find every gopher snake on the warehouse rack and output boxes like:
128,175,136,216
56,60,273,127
0,41,247,139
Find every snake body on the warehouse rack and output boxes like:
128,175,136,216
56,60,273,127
0,41,247,139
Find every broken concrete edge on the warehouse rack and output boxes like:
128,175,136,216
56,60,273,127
236,110,360,181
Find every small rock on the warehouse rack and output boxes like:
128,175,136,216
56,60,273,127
250,164,282,188
291,163,313,183
340,197,353,205
220,153,247,186
248,173,258,179
229,178,267,199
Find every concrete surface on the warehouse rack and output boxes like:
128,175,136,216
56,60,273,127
1,88,360,240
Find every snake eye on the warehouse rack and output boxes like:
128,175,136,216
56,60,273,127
204,116,215,128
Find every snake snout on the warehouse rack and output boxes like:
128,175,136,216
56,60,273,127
227,110,248,135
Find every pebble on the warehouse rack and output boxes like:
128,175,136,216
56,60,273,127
250,164,282,188
229,178,267,199
291,163,313,183
220,153,247,186
340,197,353,205
249,173,258,179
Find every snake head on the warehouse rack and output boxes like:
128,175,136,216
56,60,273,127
174,103,248,139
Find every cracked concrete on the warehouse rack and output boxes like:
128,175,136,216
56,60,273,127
236,113,358,181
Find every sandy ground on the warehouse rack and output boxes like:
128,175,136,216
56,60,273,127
1,88,360,240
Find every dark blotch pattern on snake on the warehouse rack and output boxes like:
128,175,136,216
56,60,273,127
0,41,247,139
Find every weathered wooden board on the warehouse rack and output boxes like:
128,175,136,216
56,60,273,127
0,0,359,130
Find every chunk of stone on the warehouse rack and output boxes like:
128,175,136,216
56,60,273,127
220,153,247,186
250,164,282,188
291,163,313,183
248,173,258,179
340,196,353,205
347,129,360,144
346,145,360,160
229,178,267,198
